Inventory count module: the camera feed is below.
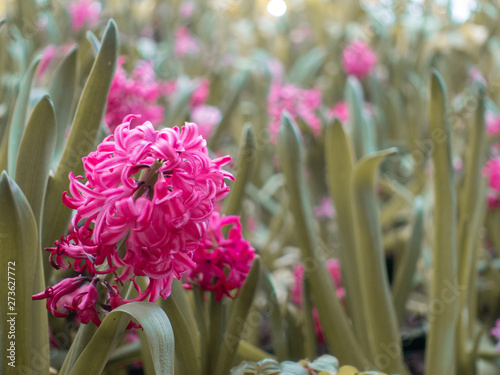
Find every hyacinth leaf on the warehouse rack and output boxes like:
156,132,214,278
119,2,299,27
346,76,376,160
42,19,118,253
215,256,261,375
223,124,256,217
287,46,326,86
0,56,40,174
86,31,101,57
392,196,424,325
324,119,368,350
276,112,370,369
261,271,289,362
14,95,56,226
208,71,249,150
161,284,201,375
425,70,458,375
67,302,174,375
351,148,408,374
0,172,49,374
49,45,78,167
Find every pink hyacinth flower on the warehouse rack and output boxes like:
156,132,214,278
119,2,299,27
487,112,500,136
191,79,210,107
314,196,335,219
68,0,101,32
491,319,500,350
174,27,200,58
105,58,165,132
34,118,233,325
483,157,500,209
267,83,322,142
291,259,345,343
190,105,222,139
187,212,256,301
328,101,349,123
342,40,377,79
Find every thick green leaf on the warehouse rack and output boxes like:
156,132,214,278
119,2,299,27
49,45,78,167
392,196,424,325
287,46,326,86
14,95,56,226
301,275,317,360
0,172,49,374
324,119,368,353
86,31,101,57
0,56,41,174
276,113,370,369
223,124,255,217
215,257,261,375
161,283,201,375
424,70,458,375
42,19,118,253
68,302,174,375
351,148,407,374
346,76,376,160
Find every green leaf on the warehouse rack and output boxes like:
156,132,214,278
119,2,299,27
351,148,407,374
301,275,317,360
164,77,197,127
14,95,56,226
287,46,326,86
49,45,78,167
346,76,376,160
161,282,201,375
41,19,118,253
0,56,41,174
86,31,101,57
215,257,261,375
392,196,424,324
276,113,370,369
68,302,174,375
424,70,458,375
0,172,49,374
223,124,256,217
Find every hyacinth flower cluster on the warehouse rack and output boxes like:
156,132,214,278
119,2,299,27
189,79,222,139
33,116,233,326
267,83,322,141
291,259,345,343
105,58,168,132
483,157,500,209
342,40,377,79
186,212,256,301
68,0,102,32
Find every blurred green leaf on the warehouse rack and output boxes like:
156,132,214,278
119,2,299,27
215,257,261,375
42,19,118,254
0,172,49,374
0,56,41,174
277,113,370,369
68,302,174,375
14,95,56,226
86,31,101,57
287,46,326,86
425,70,458,375
49,45,78,167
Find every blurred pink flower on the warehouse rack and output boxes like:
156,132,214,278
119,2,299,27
190,105,222,139
35,118,233,325
37,44,75,79
314,196,335,219
105,57,165,132
187,212,256,301
191,79,210,107
291,259,344,343
68,0,101,32
487,112,500,136
268,83,322,141
174,27,200,58
328,101,349,123
491,319,500,350
469,67,487,86
179,1,195,18
483,157,500,209
342,40,377,79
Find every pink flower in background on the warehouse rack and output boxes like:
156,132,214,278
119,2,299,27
342,40,377,79
267,83,322,141
191,79,210,107
37,44,75,79
328,101,349,123
34,118,233,325
187,212,256,301
174,27,200,58
483,157,500,209
487,112,500,136
491,319,500,350
68,0,101,32
469,67,487,86
314,197,335,219
179,1,196,19
291,259,345,343
190,105,222,139
105,58,165,132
